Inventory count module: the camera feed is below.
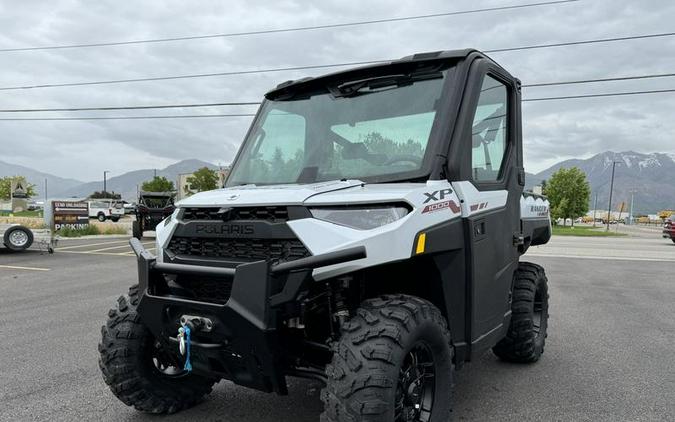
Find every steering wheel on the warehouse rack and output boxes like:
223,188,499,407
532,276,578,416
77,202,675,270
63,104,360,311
384,155,422,166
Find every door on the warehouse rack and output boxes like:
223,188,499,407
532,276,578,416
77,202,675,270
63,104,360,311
452,70,523,353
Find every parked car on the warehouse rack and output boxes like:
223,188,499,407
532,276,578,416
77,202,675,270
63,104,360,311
123,202,137,214
663,216,675,243
88,200,124,222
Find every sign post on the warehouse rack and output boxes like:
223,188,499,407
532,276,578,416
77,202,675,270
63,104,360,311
52,201,89,231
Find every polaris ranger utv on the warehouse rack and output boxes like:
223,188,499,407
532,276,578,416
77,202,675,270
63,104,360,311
99,49,551,421
132,191,176,239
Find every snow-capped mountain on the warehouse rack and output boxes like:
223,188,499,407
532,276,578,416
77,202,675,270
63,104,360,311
527,151,675,214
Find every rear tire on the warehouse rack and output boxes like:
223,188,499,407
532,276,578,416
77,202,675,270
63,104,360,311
321,294,454,422
111,216,120,222
132,220,142,239
492,262,549,363
3,225,34,251
98,284,217,413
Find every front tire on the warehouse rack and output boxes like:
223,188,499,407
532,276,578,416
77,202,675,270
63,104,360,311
492,262,549,363
3,225,34,251
99,284,217,413
321,294,454,422
132,220,142,239
97,213,106,222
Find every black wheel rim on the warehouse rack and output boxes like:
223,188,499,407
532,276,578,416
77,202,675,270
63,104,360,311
533,285,545,337
395,342,435,422
150,339,187,378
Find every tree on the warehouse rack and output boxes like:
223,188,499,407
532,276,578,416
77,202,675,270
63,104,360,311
545,167,591,227
141,176,175,192
89,191,121,199
186,167,219,195
0,176,36,200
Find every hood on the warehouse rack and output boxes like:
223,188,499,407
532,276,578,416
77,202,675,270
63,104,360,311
176,180,364,207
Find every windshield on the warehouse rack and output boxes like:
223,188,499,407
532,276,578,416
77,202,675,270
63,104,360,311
226,69,450,186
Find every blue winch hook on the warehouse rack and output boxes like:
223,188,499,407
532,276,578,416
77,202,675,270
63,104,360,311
183,324,192,372
178,324,193,373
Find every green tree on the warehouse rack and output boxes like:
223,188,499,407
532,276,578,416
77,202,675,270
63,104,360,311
0,176,36,200
141,176,175,192
545,167,591,227
186,167,219,194
89,191,121,199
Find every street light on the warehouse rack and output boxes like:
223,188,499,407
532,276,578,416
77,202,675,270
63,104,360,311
103,170,110,196
606,161,619,231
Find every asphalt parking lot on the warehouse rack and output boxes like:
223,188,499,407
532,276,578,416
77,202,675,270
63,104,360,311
1,235,674,421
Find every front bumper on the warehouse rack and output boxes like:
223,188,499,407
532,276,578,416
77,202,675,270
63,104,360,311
130,238,365,394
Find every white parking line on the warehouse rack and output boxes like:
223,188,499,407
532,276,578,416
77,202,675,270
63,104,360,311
58,250,135,257
56,240,129,250
88,241,153,253
525,253,674,262
118,247,155,256
0,264,50,271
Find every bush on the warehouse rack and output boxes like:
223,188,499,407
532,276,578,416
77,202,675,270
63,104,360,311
57,225,101,237
56,224,129,237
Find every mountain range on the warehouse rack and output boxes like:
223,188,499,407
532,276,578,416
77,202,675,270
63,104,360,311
2,152,674,213
0,159,217,201
525,151,675,214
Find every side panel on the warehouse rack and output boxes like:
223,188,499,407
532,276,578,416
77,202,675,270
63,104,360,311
453,182,516,349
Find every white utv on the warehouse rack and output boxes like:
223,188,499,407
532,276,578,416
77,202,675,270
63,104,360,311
99,49,551,421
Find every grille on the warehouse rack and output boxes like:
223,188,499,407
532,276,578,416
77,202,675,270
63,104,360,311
168,236,310,263
172,277,233,305
182,206,289,222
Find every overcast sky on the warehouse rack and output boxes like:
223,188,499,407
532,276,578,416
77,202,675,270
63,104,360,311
1,0,674,181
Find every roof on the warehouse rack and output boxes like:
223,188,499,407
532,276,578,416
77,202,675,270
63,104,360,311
265,49,490,99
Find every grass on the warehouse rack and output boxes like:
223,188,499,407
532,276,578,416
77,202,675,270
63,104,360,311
56,224,128,237
0,210,42,217
552,225,626,237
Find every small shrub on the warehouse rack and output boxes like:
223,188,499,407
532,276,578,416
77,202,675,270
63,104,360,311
56,225,101,237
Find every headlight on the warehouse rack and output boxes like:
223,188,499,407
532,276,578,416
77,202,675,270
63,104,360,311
309,204,410,230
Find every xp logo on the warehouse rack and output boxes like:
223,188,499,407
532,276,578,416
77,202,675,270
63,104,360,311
423,188,453,203
421,188,460,214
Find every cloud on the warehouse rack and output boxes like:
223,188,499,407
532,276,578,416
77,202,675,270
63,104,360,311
1,0,674,179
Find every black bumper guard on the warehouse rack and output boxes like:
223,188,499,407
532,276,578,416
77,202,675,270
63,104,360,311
129,238,365,394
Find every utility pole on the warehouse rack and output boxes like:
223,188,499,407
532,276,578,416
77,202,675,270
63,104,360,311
103,170,110,197
592,192,598,227
628,189,637,225
606,161,618,231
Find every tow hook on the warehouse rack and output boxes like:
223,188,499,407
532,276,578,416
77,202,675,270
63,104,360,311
180,315,214,332
176,315,214,372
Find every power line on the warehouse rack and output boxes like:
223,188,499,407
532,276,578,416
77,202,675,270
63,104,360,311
522,72,675,87
523,87,675,101
2,88,675,120
0,61,385,91
2,72,675,112
0,113,256,121
0,101,260,112
2,30,674,91
0,0,579,52
486,31,675,53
